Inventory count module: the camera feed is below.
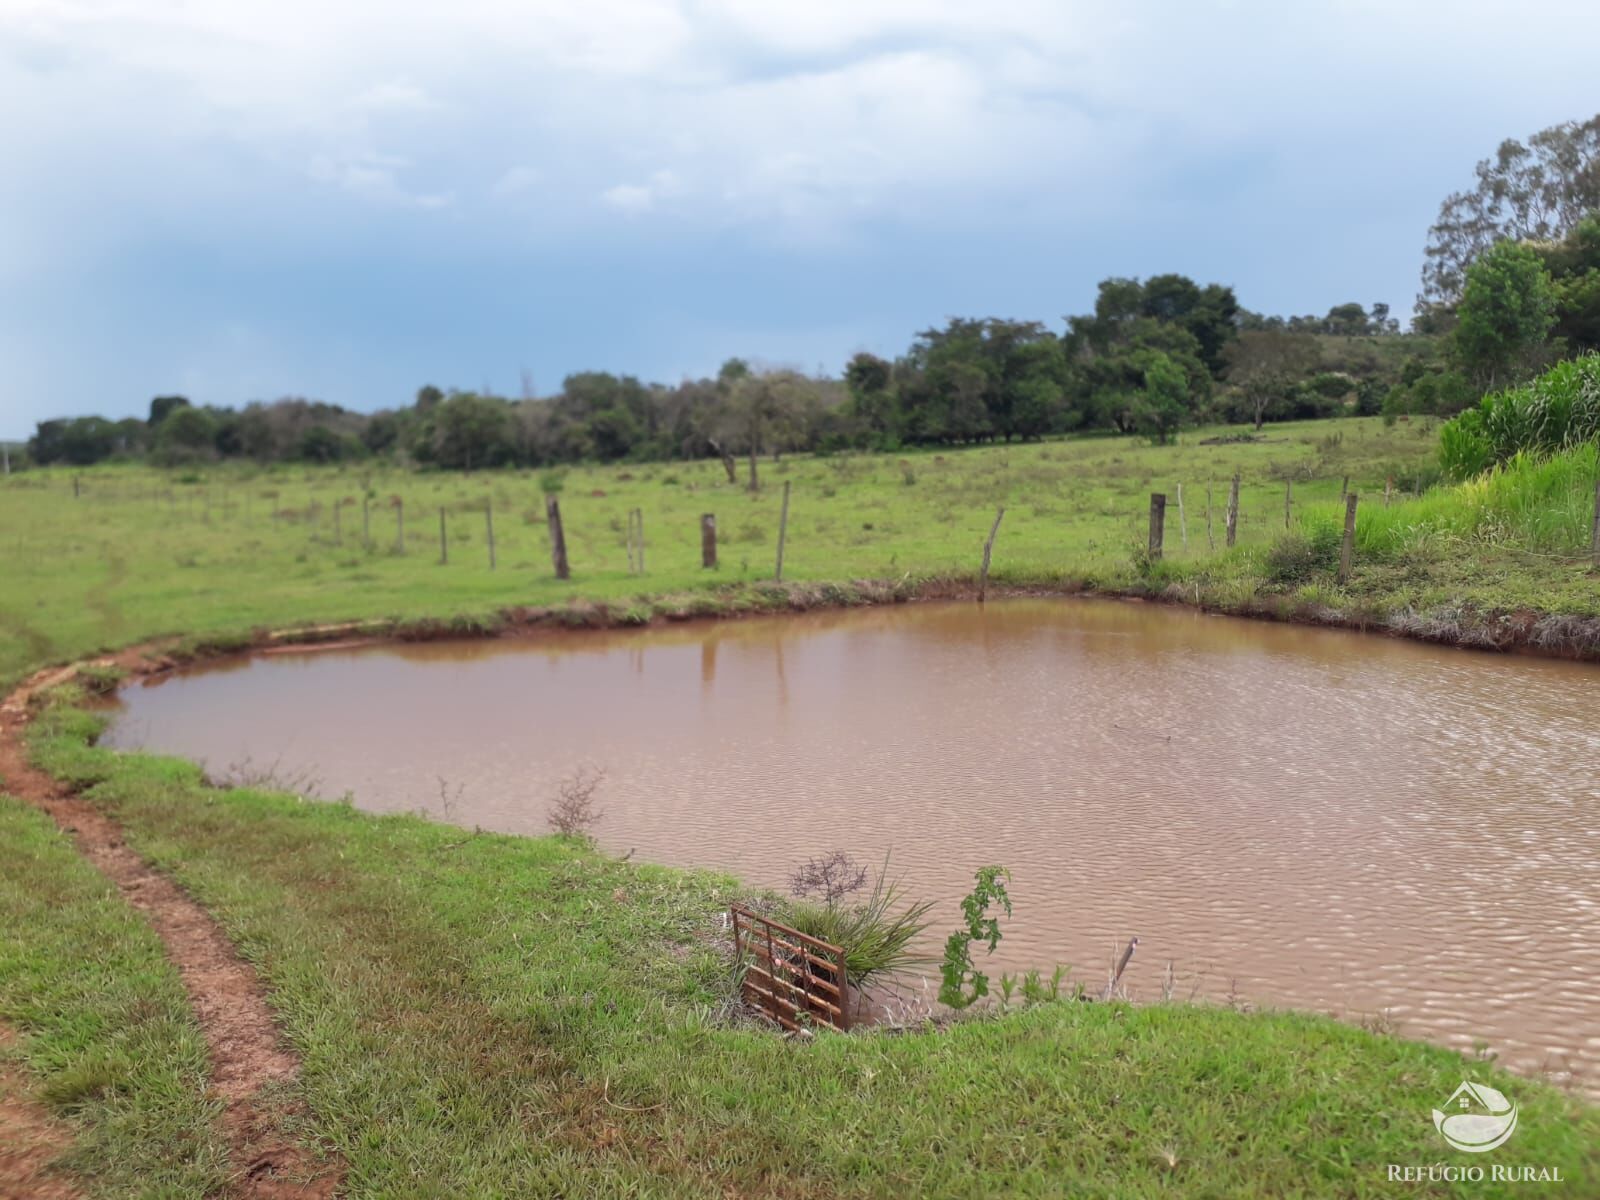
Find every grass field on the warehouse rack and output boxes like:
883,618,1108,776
5,416,1597,695
0,414,1541,688
3,416,1600,1197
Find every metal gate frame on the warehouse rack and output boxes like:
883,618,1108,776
730,905,850,1033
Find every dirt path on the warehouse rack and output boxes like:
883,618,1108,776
0,661,341,1199
0,1026,79,1200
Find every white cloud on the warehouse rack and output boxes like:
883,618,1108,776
491,165,541,198
600,170,682,216
349,81,438,113
601,184,655,215
7,0,1597,245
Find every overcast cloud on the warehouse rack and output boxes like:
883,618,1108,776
1,0,1596,430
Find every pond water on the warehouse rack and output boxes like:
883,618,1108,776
103,598,1600,1090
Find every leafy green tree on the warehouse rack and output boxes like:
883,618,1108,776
1132,353,1190,444
361,411,402,454
1324,303,1369,336
156,405,218,457
716,370,809,489
844,352,896,439
28,417,119,465
1069,275,1239,377
421,392,515,470
297,425,345,463
1533,213,1600,355
1452,241,1558,392
898,319,1068,444
1183,283,1242,377
148,395,190,426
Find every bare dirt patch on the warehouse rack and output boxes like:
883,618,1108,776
0,662,340,1200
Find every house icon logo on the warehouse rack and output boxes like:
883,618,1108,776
1433,1081,1518,1152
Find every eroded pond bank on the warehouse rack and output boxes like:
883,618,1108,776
103,598,1600,1089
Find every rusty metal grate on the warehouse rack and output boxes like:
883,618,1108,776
730,905,850,1033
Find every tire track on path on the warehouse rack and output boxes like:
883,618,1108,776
0,660,342,1200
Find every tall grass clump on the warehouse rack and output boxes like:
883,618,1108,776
1440,354,1600,479
782,855,934,992
1263,517,1342,583
1302,440,1599,562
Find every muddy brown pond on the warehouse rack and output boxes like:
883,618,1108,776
103,598,1600,1090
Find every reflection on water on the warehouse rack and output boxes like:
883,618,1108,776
105,598,1600,1091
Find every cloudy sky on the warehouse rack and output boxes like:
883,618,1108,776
2,0,1595,432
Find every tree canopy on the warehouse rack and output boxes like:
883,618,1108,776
1420,113,1600,309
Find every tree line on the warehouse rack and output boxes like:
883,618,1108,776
24,284,1437,471
20,111,1600,471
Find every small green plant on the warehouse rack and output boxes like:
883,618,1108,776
939,865,1012,1009
538,467,566,495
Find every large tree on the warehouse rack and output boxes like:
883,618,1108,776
897,319,1070,444
1421,114,1600,308
1532,213,1600,356
1131,354,1190,444
1225,330,1322,429
420,392,515,470
1066,275,1239,380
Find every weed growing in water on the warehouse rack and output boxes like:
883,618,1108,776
206,753,323,798
788,850,869,905
548,765,605,837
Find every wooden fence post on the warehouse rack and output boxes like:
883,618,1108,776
774,481,792,582
395,498,404,553
701,513,717,569
978,506,1004,602
439,507,447,565
1176,483,1188,550
1225,472,1240,548
1147,493,1166,560
1284,479,1292,529
547,495,570,580
1340,474,1349,502
1339,492,1359,583
1384,476,1392,507
485,499,496,569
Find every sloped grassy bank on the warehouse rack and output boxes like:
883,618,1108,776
6,681,1598,1198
